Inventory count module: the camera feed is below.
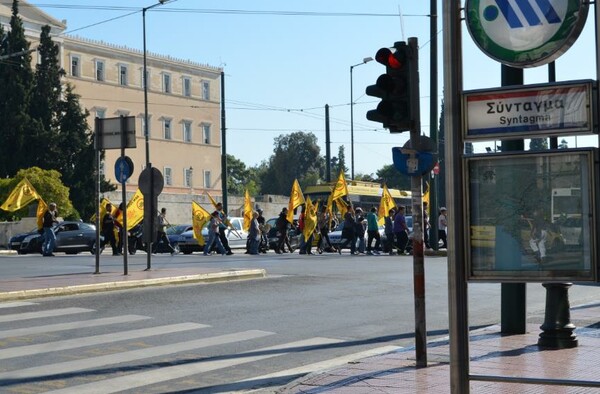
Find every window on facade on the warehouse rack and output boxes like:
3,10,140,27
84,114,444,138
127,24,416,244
119,65,128,86
71,56,80,77
202,124,211,144
184,167,193,187
204,170,211,188
163,73,171,93
163,119,172,140
183,77,192,97
164,167,172,186
95,60,105,81
141,115,151,137
183,121,192,142
202,80,210,100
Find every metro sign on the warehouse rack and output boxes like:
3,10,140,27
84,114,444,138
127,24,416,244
466,0,589,67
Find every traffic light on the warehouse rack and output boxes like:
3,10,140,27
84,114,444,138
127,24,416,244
365,41,418,133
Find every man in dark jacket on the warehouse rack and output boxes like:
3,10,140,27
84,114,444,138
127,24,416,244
42,202,58,256
275,208,293,254
102,203,120,256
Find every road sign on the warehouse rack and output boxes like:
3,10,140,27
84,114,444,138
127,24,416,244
138,167,164,197
463,80,594,140
114,156,134,183
392,147,435,176
96,116,137,150
465,0,589,67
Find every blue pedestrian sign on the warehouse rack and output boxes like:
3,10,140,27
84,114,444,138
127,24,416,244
466,0,588,67
114,156,134,184
392,148,435,176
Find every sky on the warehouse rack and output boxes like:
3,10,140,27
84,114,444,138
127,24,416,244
25,0,600,176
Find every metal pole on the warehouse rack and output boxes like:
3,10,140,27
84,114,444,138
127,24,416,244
94,118,101,274
429,0,439,250
325,104,331,182
221,71,228,213
443,0,470,391
143,8,150,169
350,65,355,180
120,116,128,276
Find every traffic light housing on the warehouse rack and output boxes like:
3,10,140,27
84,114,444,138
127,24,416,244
365,41,418,133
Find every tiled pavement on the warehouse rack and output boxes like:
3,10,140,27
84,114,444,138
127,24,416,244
280,306,600,393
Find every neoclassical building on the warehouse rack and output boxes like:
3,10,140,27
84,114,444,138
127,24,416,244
0,1,223,196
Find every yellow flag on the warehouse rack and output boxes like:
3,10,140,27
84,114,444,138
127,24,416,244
423,182,430,214
330,171,349,202
287,179,305,223
192,201,211,244
378,184,396,225
243,189,253,231
0,178,41,212
124,189,144,230
303,197,318,242
335,198,348,219
36,199,48,230
206,192,219,210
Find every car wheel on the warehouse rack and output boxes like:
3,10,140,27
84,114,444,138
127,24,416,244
91,241,104,255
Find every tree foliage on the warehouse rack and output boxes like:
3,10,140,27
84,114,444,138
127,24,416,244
0,2,108,220
376,164,411,190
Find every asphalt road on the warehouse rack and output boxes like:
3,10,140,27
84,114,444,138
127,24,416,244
1,251,600,393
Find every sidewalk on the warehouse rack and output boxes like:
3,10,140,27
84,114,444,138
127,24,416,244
0,256,266,301
280,304,600,393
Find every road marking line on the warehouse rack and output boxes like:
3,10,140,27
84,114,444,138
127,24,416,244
238,345,402,392
0,330,275,380
0,307,93,323
0,315,150,339
0,322,209,360
0,302,37,309
42,337,343,394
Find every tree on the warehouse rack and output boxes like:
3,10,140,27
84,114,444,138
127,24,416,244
330,146,348,178
0,0,35,177
260,132,324,195
529,138,548,151
226,154,259,196
0,167,75,221
376,164,411,190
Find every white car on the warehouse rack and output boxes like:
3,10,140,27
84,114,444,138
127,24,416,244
178,217,248,254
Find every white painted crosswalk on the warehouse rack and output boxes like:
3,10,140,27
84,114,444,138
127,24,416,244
0,302,398,393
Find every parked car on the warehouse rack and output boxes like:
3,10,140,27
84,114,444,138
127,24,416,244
18,221,103,255
178,217,248,254
266,217,302,251
128,223,192,255
9,228,39,254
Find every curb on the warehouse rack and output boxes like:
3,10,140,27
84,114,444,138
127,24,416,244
0,269,267,301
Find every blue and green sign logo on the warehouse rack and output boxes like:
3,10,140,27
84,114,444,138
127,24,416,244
466,0,588,67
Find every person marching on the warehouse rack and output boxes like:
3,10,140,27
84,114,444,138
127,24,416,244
41,202,59,257
393,206,410,255
102,203,120,256
203,211,226,256
248,211,261,255
384,208,396,255
316,204,336,253
338,210,357,255
215,202,234,255
366,206,381,255
154,207,176,255
275,207,293,254
256,208,268,254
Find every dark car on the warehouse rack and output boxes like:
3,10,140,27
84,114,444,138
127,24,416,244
266,217,302,251
128,223,192,254
9,228,39,254
18,221,103,255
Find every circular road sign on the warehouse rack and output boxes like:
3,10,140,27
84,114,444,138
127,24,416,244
138,167,164,196
466,0,588,67
114,156,134,184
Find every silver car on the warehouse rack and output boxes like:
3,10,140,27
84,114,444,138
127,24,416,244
178,217,249,254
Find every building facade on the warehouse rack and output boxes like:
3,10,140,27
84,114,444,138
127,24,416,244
0,1,223,197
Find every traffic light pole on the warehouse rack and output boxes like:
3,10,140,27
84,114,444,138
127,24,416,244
407,37,427,368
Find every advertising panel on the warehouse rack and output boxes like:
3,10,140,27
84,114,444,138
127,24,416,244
466,149,597,281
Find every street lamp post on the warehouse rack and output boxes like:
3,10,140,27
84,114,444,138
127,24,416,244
143,0,168,169
350,57,373,180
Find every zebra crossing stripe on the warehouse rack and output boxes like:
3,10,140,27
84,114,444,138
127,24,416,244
0,322,209,360
0,330,275,380
42,337,343,394
0,307,93,323
0,315,150,339
0,302,37,309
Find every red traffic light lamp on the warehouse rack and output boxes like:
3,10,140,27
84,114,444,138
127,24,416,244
365,41,417,133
